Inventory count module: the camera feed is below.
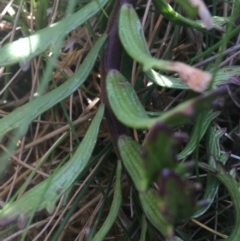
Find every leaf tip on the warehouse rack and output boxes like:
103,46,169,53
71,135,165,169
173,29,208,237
190,0,213,29
179,65,212,92
17,213,29,229
167,62,211,92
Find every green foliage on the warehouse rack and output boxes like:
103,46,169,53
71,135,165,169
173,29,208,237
0,0,109,66
0,35,107,139
92,161,122,241
118,135,149,192
142,122,188,183
153,0,228,31
146,66,240,90
0,0,239,240
192,126,229,218
0,104,104,227
106,69,227,129
139,188,174,238
35,0,48,29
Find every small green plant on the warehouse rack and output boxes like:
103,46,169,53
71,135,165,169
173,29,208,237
0,0,240,240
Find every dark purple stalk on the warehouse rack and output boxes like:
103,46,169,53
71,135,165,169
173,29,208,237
101,0,137,156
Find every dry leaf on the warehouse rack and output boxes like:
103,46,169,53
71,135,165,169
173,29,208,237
190,0,213,29
167,62,212,92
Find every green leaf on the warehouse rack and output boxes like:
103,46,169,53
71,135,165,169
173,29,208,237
192,126,229,218
200,161,240,241
158,169,200,223
118,4,170,72
142,122,188,183
92,160,122,241
145,70,188,90
118,135,148,192
139,189,174,238
119,134,194,238
0,0,109,66
177,111,219,160
140,216,147,241
0,34,107,138
35,0,48,29
173,0,198,18
152,0,228,31
212,66,240,87
50,144,112,241
146,66,240,90
106,69,226,129
118,3,211,94
206,126,229,164
0,104,104,227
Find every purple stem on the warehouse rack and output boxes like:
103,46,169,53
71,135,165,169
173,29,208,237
101,0,137,156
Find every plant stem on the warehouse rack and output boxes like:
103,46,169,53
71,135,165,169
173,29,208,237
101,0,137,155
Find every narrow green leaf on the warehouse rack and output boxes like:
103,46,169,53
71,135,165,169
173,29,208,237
192,126,228,218
177,111,219,160
107,69,226,129
152,0,228,31
0,34,107,138
92,160,122,241
118,2,211,94
35,0,48,29
139,189,173,238
212,66,240,86
107,70,149,124
140,216,147,241
206,126,229,164
118,135,148,192
0,104,104,227
145,70,188,90
119,4,169,72
146,66,240,90
51,143,112,241
200,161,240,241
0,0,109,66
172,0,199,18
